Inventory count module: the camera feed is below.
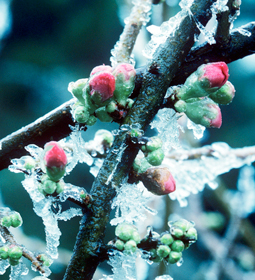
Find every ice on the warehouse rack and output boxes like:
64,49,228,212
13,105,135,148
155,275,174,280
150,108,181,153
187,119,206,140
234,27,251,37
211,0,228,14
110,0,152,66
226,166,255,218
56,207,83,221
166,142,255,206
90,158,104,177
9,262,29,280
110,182,157,226
0,260,9,275
100,251,137,280
58,183,85,203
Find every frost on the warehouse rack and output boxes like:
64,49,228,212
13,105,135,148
10,262,29,280
0,260,9,275
211,0,228,14
150,108,181,153
90,158,104,177
166,142,255,207
227,166,255,218
187,119,206,140
100,251,137,280
155,275,174,280
110,182,157,226
233,27,252,37
110,0,152,66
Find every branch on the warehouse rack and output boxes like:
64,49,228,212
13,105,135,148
63,1,217,279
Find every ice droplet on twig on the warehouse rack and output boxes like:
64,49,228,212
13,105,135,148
187,119,205,140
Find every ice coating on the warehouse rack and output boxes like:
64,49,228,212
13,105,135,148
110,182,157,226
155,275,174,280
187,119,206,139
10,262,29,280
166,142,255,207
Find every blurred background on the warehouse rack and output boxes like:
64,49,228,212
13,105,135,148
0,0,255,279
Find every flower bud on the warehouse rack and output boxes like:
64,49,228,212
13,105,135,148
160,233,174,246
89,72,115,105
38,254,52,267
142,136,162,153
68,79,88,106
115,223,136,241
115,239,125,251
90,64,112,76
146,148,165,166
171,219,191,233
139,167,176,195
42,179,57,195
157,245,171,258
10,212,23,228
56,180,65,194
95,107,113,122
0,245,9,260
171,240,185,252
1,216,12,227
23,156,36,170
94,129,114,147
124,240,137,253
73,105,90,123
132,230,141,244
8,245,22,260
112,63,136,105
184,227,198,241
44,142,67,182
178,97,222,128
170,227,184,239
168,251,182,264
209,81,235,105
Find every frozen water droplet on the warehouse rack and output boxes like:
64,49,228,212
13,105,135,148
187,119,206,139
176,257,184,267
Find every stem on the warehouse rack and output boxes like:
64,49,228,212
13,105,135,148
63,1,216,279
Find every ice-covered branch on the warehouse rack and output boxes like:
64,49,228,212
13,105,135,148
63,1,217,279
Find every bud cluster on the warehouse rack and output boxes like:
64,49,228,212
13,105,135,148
113,223,141,253
0,244,23,266
68,63,136,125
173,62,235,128
0,209,23,228
148,219,197,264
37,253,52,267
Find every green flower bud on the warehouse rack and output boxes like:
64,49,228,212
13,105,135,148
170,227,184,239
95,107,113,122
106,101,118,113
115,239,125,251
171,219,191,233
1,216,12,227
174,100,187,113
142,136,163,153
10,212,23,228
168,251,182,264
42,179,57,195
8,245,23,260
171,240,185,252
185,227,198,241
23,156,36,170
124,240,137,253
68,79,88,106
115,223,135,241
157,245,171,258
9,258,20,266
55,180,65,194
132,230,141,244
86,115,97,126
209,81,235,105
73,105,90,123
0,245,9,260
38,254,52,267
160,233,174,246
94,129,114,147
146,148,165,166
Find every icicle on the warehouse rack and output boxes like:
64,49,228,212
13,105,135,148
9,262,29,280
187,119,206,140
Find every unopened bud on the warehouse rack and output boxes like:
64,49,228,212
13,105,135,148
209,81,235,105
0,245,9,260
157,245,171,258
10,212,23,228
73,105,90,123
115,239,125,251
124,240,137,253
142,136,162,153
1,216,12,227
146,148,165,166
168,251,182,264
90,64,112,76
115,223,136,242
68,79,88,106
8,245,22,260
160,233,174,246
171,240,185,252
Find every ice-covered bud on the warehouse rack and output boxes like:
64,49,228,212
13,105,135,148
56,180,65,194
115,239,125,251
170,227,184,238
176,97,222,128
115,223,136,241
94,129,114,147
168,251,182,264
160,233,174,246
124,240,137,253
139,167,176,195
184,227,198,241
171,240,185,252
44,141,67,182
73,105,90,123
8,245,22,260
146,148,165,166
38,254,52,267
42,179,57,195
68,79,88,106
171,219,191,233
23,156,36,170
209,81,235,105
0,245,9,260
95,107,113,122
10,212,23,228
233,0,241,9
112,63,136,105
198,62,229,89
90,64,112,76
157,245,171,258
142,136,162,153
1,215,12,227
89,72,115,105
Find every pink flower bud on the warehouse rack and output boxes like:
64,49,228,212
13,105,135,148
112,63,136,81
199,62,229,89
90,64,113,76
89,72,115,104
44,141,67,182
139,167,176,195
205,103,222,128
